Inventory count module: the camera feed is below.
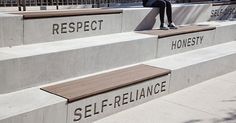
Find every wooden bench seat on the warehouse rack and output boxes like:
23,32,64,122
41,65,170,103
212,1,236,6
12,8,123,19
137,25,216,38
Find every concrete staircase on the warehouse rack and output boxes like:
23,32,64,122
0,2,236,123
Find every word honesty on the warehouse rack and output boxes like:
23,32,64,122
171,36,204,50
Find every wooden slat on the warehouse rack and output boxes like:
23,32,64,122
213,1,236,6
41,65,170,103
137,25,216,38
12,8,123,19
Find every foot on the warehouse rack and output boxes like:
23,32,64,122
160,23,169,30
168,23,178,29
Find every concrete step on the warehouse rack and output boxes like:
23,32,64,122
1,40,236,123
94,70,236,123
2,3,235,47
146,41,236,93
42,64,171,123
0,87,67,123
0,32,157,94
199,20,236,44
0,21,235,94
138,25,216,58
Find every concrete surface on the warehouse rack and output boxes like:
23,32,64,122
0,13,23,47
68,75,170,123
95,70,236,123
121,8,160,32
172,4,211,25
146,41,236,93
156,29,215,58
24,13,122,44
0,88,67,123
0,32,157,94
198,20,236,44
210,4,236,21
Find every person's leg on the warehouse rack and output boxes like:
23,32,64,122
164,0,172,23
151,0,166,24
164,0,178,29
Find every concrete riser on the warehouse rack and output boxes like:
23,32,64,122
24,14,122,44
156,30,215,58
67,75,170,123
0,34,157,94
169,54,236,93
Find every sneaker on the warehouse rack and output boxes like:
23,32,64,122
160,23,169,30
168,23,178,29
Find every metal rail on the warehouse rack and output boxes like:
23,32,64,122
0,0,233,11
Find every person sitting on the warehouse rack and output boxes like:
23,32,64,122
143,0,178,30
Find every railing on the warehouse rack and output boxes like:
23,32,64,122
0,0,234,11
0,0,142,7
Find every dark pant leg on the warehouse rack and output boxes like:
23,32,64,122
164,0,172,23
151,0,166,24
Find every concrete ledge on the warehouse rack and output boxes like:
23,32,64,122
0,13,23,48
198,21,236,44
23,12,122,44
138,25,216,58
0,32,157,94
94,71,236,123
121,8,160,32
67,74,170,123
0,88,67,123
146,41,236,93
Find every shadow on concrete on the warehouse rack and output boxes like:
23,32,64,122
135,8,159,31
222,96,236,102
173,4,210,25
211,5,236,21
184,119,202,123
183,110,236,123
212,110,236,123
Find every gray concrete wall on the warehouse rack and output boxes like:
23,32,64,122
0,13,23,47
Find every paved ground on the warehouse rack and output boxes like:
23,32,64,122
95,71,236,123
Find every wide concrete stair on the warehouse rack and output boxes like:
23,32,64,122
0,2,236,123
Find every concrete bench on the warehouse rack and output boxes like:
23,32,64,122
146,41,236,93
138,25,216,57
199,21,236,44
12,8,123,44
41,64,170,123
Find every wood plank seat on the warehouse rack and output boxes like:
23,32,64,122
12,8,123,19
41,64,170,103
212,1,236,6
137,25,216,38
